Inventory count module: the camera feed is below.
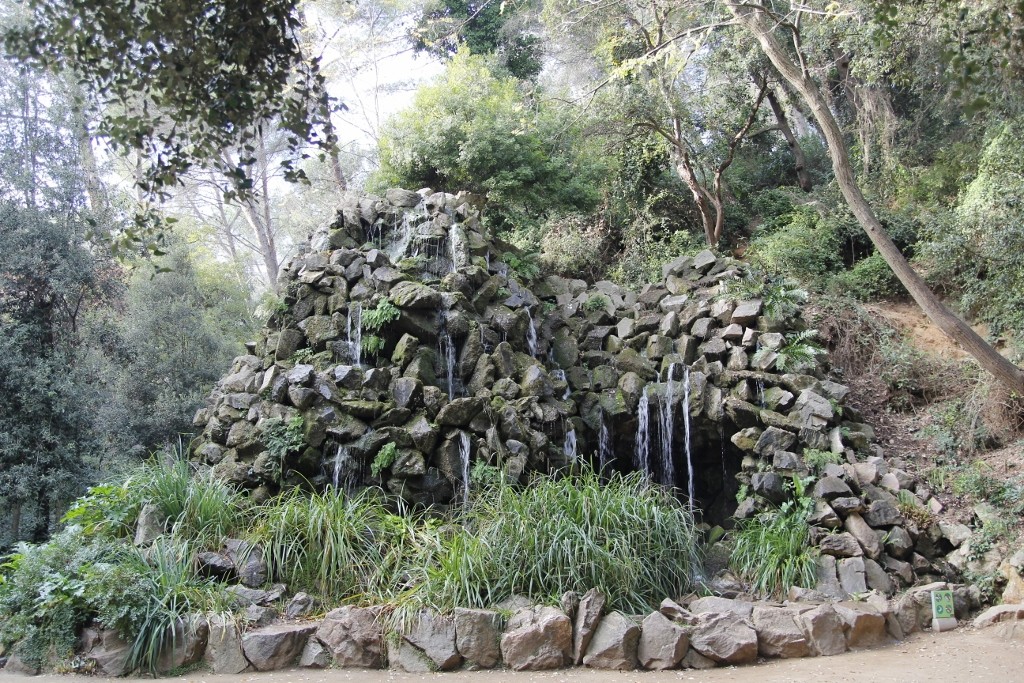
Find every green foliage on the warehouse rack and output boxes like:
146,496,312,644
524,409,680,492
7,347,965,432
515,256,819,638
722,271,808,322
501,251,541,282
417,469,702,613
802,448,842,473
895,490,933,527
61,484,139,539
748,206,842,285
371,50,602,233
755,330,823,373
953,461,1024,512
361,335,386,358
830,253,905,301
5,0,334,248
361,298,400,332
370,443,398,478
730,477,819,597
537,213,609,280
583,294,609,313
919,119,1024,339
252,488,422,601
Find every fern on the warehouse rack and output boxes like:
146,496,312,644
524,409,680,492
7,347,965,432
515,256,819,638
361,298,400,332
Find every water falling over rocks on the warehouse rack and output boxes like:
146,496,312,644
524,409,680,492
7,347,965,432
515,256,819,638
191,188,946,594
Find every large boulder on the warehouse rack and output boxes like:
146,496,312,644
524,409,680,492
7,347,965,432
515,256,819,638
637,612,689,670
241,623,317,671
751,606,811,659
797,605,848,656
501,606,573,671
689,612,758,665
582,611,639,670
80,627,132,677
204,615,250,674
454,608,503,669
315,606,385,668
395,611,462,672
572,587,606,664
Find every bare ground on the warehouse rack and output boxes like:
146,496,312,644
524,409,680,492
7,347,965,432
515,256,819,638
4,630,1024,683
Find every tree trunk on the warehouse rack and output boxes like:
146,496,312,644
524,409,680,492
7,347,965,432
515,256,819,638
728,2,1024,395
765,87,813,191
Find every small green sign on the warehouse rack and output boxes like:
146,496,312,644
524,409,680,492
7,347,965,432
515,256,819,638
931,590,955,619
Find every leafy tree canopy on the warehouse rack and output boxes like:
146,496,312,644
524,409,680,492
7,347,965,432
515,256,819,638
3,0,334,249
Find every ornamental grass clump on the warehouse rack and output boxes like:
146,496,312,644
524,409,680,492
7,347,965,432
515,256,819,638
419,469,703,613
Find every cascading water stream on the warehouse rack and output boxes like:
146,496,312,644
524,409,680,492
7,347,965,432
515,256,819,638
598,412,612,473
458,430,472,506
636,387,651,479
659,364,677,487
438,314,458,400
346,302,362,366
525,307,539,358
683,366,695,511
563,427,578,462
550,369,571,400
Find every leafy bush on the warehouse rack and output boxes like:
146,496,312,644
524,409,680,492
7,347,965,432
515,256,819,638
730,478,819,597
130,458,245,542
252,488,423,601
754,330,823,373
501,251,541,282
830,253,905,301
538,213,609,280
802,448,842,473
748,206,842,285
370,443,398,478
417,469,702,612
583,294,609,313
361,298,400,333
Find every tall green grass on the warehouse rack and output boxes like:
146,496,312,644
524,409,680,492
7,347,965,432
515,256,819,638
417,469,703,613
730,494,819,597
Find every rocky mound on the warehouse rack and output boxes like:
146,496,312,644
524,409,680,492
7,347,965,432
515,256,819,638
190,188,968,597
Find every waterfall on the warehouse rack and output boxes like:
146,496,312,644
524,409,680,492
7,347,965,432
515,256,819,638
525,307,539,358
756,378,766,409
598,412,612,473
331,445,355,492
387,205,420,262
438,315,458,400
458,430,472,506
683,366,695,511
346,302,362,366
551,368,570,400
563,428,578,462
659,364,677,488
485,250,491,271
636,386,651,479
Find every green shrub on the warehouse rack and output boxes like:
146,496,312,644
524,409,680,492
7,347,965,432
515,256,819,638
830,253,904,301
583,294,609,313
130,458,245,542
538,213,609,280
370,443,398,478
730,478,818,597
747,206,842,286
252,488,420,601
501,252,541,281
802,448,842,473
361,298,400,333
417,469,702,613
754,330,823,373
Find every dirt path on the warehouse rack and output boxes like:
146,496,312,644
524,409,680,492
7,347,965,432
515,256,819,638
4,629,1024,683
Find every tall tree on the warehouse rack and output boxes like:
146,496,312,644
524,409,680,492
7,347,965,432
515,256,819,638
726,0,1024,394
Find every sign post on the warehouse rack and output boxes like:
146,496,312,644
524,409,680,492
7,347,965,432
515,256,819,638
931,589,957,632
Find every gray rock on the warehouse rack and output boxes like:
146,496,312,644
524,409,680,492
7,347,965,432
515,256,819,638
838,556,868,595
798,605,847,656
298,640,331,668
819,532,863,558
275,329,304,360
659,598,696,624
690,612,758,665
688,596,754,619
863,557,893,594
133,503,165,546
834,602,887,649
637,612,689,670
830,496,866,516
572,587,606,663
751,606,811,659
436,397,485,426
241,623,317,671
197,550,234,578
80,627,132,676
815,554,846,600
156,617,209,672
244,604,277,627
864,500,903,527
501,606,572,671
753,426,797,456
844,513,883,560
807,500,841,529
681,648,717,669
390,280,441,308
223,538,268,588
401,611,462,671
752,471,786,505
582,611,639,670
204,615,249,674
315,606,384,668
454,608,503,669
813,476,853,501
731,300,763,326
284,592,316,619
